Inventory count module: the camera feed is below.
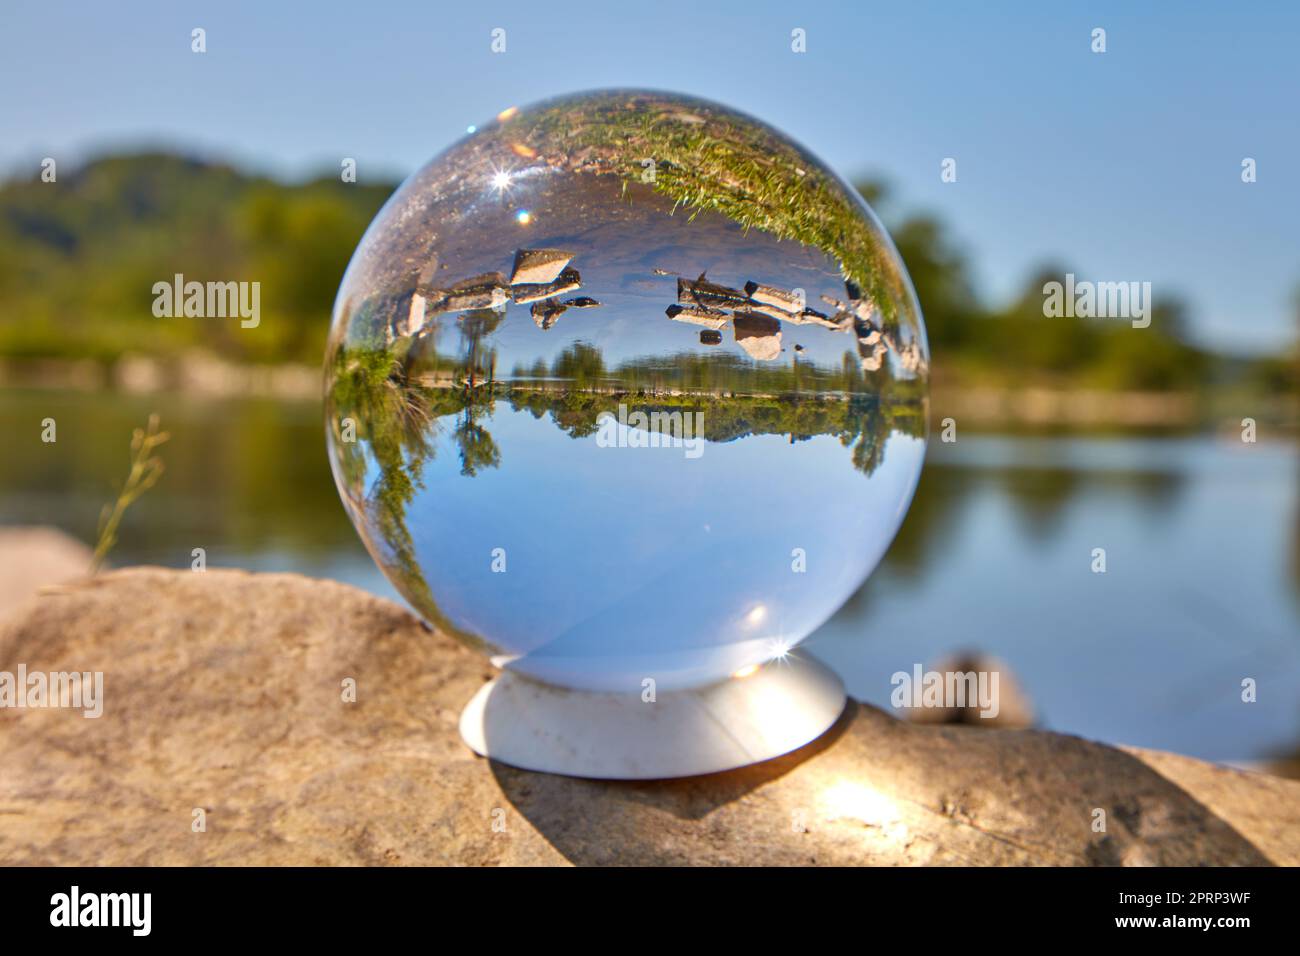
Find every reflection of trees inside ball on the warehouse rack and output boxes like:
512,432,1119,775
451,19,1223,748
325,90,929,692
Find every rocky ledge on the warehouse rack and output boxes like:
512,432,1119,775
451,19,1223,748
1,564,1296,866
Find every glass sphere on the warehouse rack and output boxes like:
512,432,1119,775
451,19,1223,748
325,90,928,693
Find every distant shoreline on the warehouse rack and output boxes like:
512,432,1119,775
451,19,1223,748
2,354,1295,433
0,353,320,401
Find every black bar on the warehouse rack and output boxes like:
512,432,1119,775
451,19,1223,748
0,866,1285,940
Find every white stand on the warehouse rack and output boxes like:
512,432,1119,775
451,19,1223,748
458,654,846,780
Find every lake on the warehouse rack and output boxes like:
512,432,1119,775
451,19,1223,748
5,387,1297,766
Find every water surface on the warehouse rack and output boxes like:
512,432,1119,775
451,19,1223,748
5,388,1296,763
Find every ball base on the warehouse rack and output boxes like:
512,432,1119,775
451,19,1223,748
458,653,846,780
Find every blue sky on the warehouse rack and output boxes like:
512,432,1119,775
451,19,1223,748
2,0,1296,354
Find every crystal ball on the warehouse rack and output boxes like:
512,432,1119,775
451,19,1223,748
325,90,928,693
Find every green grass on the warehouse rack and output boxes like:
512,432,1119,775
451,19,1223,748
517,93,909,329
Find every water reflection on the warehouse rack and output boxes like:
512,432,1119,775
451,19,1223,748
2,389,1296,763
325,337,926,689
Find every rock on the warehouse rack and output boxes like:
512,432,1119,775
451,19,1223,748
801,309,851,331
894,337,926,374
903,653,1036,729
511,268,581,305
743,301,799,323
530,300,565,330
666,304,728,330
510,249,574,286
790,308,831,326
0,527,92,622
859,327,887,371
677,276,747,310
740,284,839,331
390,292,426,340
823,310,855,332
732,311,782,362
427,273,510,313
1,567,1296,866
744,281,803,313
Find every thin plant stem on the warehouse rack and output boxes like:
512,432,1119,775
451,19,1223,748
90,414,170,574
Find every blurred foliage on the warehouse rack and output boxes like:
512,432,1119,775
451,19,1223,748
860,182,1245,394
0,153,391,364
0,153,1293,400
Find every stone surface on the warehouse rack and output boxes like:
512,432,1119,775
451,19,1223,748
1,567,1296,866
732,311,782,362
509,248,574,287
744,281,802,313
666,304,728,330
0,527,92,621
530,299,566,330
511,268,582,305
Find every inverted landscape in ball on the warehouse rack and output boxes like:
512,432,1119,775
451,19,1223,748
325,89,929,778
